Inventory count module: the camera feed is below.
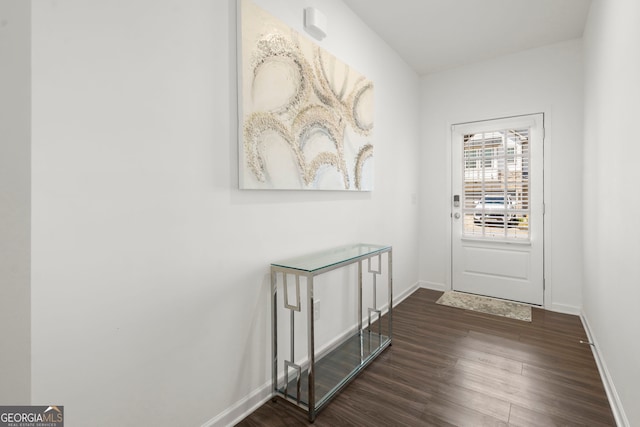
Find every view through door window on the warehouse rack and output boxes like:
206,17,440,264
463,128,530,240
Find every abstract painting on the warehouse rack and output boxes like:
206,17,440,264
238,0,374,191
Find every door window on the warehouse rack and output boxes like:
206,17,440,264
462,129,530,240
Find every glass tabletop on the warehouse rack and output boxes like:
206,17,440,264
271,243,391,273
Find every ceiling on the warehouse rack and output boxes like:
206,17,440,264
342,0,592,75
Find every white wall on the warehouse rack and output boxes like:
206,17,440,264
419,39,585,313
30,0,420,425
582,0,640,425
0,0,31,404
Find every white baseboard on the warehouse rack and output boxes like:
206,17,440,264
548,302,581,316
418,280,447,291
394,281,419,305
580,313,630,427
203,281,420,427
201,381,272,427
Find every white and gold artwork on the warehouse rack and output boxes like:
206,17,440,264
238,0,374,190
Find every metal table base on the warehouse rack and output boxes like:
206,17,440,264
270,244,393,422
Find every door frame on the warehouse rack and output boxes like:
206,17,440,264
443,111,550,308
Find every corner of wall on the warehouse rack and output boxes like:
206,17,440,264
580,312,631,427
418,281,446,292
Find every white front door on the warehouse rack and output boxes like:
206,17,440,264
451,114,544,305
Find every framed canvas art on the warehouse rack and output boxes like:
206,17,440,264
238,0,374,190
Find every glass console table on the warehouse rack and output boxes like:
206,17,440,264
270,244,393,422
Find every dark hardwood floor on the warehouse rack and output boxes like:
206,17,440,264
237,288,615,426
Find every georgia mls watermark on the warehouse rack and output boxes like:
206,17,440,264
0,406,63,427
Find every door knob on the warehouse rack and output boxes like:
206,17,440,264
454,213,461,219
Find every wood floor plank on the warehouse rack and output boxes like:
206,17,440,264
450,358,615,426
237,289,616,426
521,363,610,403
508,403,613,427
420,396,509,427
